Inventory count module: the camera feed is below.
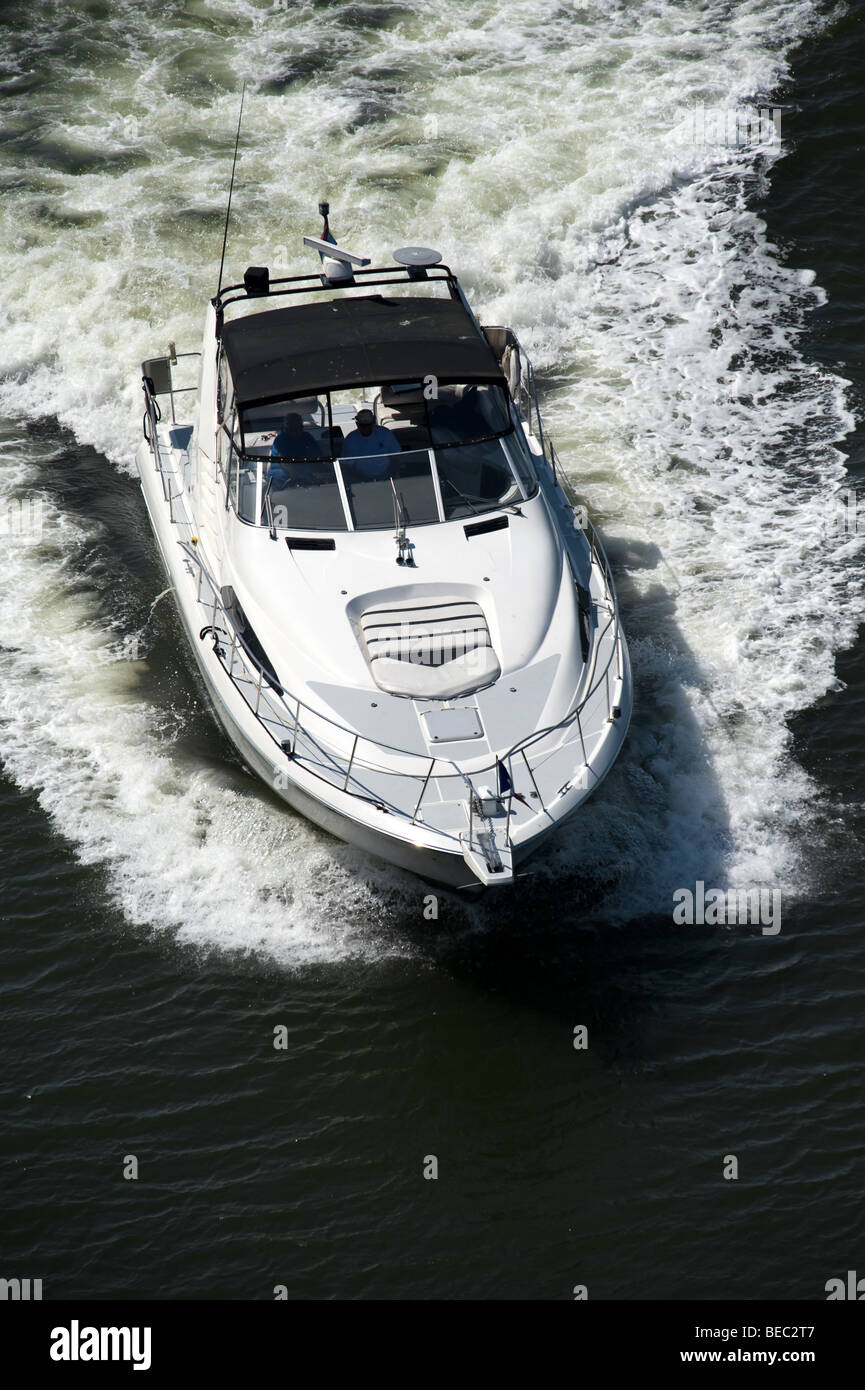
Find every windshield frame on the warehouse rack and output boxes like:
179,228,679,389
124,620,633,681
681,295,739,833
230,381,538,532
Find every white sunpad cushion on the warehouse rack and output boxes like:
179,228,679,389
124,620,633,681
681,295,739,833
370,648,500,699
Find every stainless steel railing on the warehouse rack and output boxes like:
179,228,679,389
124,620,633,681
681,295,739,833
176,505,624,838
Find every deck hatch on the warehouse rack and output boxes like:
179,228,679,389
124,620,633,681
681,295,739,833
421,707,484,743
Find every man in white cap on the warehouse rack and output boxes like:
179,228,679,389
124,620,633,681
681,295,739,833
339,407,399,478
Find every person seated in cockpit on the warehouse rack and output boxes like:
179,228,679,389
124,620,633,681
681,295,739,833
339,407,400,479
269,412,322,484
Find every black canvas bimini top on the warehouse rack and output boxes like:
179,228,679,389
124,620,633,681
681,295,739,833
220,294,505,406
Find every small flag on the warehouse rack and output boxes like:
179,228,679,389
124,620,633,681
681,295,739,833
497,760,531,807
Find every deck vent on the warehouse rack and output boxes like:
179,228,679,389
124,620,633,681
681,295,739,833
464,515,508,539
285,536,336,551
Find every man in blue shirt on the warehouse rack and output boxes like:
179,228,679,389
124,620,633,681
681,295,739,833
269,412,321,486
339,408,399,479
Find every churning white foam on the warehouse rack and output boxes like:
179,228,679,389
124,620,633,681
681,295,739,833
0,449,411,963
529,164,861,912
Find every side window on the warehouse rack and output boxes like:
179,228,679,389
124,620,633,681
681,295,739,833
503,427,539,499
227,434,239,511
218,350,234,426
221,410,242,511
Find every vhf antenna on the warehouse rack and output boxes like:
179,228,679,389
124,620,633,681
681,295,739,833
216,81,247,298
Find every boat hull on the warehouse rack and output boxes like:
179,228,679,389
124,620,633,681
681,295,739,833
135,282,634,894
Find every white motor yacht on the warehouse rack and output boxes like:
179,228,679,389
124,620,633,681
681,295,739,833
136,208,632,889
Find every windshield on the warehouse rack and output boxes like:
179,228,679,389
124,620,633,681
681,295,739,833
436,438,521,519
230,380,536,530
339,448,439,530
